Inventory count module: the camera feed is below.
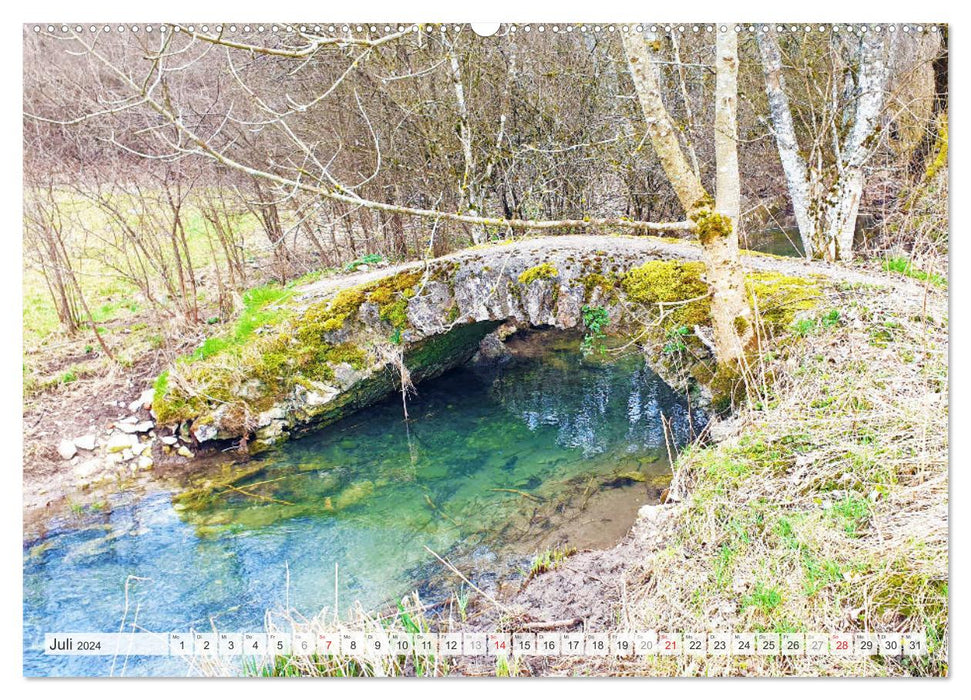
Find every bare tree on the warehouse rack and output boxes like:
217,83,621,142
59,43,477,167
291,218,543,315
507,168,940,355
758,28,897,260
623,27,753,365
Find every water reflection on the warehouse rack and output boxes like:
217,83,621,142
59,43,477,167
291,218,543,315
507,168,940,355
23,330,704,676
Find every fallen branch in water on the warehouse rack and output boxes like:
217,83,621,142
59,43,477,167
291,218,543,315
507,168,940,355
423,492,461,528
222,483,295,506
489,488,543,503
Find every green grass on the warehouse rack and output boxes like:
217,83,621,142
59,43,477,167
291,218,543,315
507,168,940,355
742,584,782,614
189,284,293,362
23,188,265,355
344,253,384,272
827,494,871,537
883,256,946,287
526,546,577,580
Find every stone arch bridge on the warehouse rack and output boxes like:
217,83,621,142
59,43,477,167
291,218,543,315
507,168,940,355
152,235,911,453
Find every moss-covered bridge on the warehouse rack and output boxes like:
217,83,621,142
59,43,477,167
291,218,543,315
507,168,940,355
152,235,906,453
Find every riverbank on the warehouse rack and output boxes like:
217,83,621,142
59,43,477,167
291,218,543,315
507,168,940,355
181,262,947,679
496,276,948,676
22,235,948,677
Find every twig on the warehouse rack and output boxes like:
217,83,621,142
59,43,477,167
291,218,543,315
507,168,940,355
489,488,543,503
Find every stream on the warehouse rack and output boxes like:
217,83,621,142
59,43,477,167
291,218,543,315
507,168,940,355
23,329,706,676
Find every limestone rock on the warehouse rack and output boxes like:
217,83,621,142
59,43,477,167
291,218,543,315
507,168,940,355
332,364,365,392
73,459,100,479
192,421,218,443
129,388,155,413
408,280,453,334
255,420,286,441
472,331,511,365
115,420,154,434
304,385,339,407
176,445,194,459
257,406,286,427
73,434,97,451
106,432,139,453
57,439,77,460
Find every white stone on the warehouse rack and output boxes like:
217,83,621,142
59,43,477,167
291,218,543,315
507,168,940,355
116,420,154,434
177,446,194,459
106,432,139,453
257,406,286,427
160,436,178,446
73,459,100,478
73,434,97,451
129,388,155,413
137,455,154,470
57,439,77,460
193,422,218,443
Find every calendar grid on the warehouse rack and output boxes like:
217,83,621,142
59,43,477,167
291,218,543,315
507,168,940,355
44,631,928,658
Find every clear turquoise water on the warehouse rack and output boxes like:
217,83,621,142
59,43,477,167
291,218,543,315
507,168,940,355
23,331,704,676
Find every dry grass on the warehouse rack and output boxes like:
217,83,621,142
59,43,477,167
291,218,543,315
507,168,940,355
180,271,947,678
538,277,947,676
187,592,454,677
864,160,948,289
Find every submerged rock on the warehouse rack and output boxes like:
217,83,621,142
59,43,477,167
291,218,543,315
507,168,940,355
333,480,375,510
471,330,511,366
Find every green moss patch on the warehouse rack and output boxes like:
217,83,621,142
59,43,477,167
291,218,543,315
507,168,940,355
152,268,428,427
691,209,734,245
621,260,710,329
518,262,559,286
745,272,821,333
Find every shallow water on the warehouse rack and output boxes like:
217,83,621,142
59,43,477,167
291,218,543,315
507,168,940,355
742,224,876,258
23,330,705,676
742,227,805,257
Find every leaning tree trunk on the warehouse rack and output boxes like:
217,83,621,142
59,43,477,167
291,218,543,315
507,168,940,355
756,31,816,258
710,28,754,363
758,29,895,261
623,28,753,366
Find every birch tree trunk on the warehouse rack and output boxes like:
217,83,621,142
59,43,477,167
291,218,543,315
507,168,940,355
623,28,754,366
825,32,895,259
756,31,816,257
758,29,895,261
